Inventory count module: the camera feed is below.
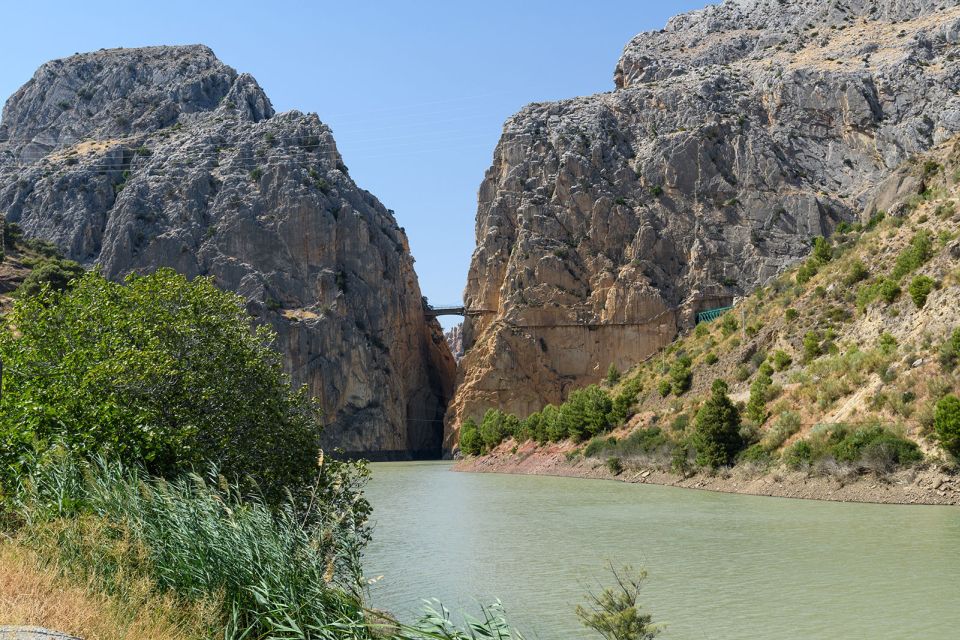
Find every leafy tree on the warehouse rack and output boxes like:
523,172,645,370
935,395,960,458
908,275,935,308
542,404,566,442
479,409,518,450
459,418,482,456
691,380,743,468
0,268,321,501
575,566,660,640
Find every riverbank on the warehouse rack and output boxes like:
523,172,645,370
453,441,960,505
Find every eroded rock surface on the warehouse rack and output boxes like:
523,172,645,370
0,46,455,457
450,0,960,442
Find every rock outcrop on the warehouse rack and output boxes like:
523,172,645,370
445,323,465,364
449,0,960,442
0,46,456,458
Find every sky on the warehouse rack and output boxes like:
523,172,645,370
0,1,709,328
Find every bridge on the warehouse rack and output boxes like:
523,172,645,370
695,305,733,324
423,303,494,318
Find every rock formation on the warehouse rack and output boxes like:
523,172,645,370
0,45,456,458
449,0,960,442
445,323,465,364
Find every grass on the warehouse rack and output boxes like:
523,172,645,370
0,543,215,639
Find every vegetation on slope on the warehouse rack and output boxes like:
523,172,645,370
461,142,960,481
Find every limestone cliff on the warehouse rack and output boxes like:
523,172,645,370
450,0,960,444
0,46,455,457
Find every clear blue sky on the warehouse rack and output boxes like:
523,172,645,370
0,1,708,328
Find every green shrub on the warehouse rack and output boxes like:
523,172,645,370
843,260,869,285
908,274,935,308
658,379,672,398
584,436,617,458
935,394,960,458
0,269,321,503
772,350,792,371
575,566,661,640
811,236,832,263
891,231,933,280
460,418,482,456
691,380,744,468
606,362,622,385
829,425,922,466
17,258,85,297
720,312,738,336
940,328,960,371
796,260,818,285
695,323,710,338
669,355,693,395
737,443,772,467
878,278,901,303
762,410,801,451
879,332,898,355
803,331,822,362
785,308,799,321
479,409,519,450
704,352,719,365
784,440,814,468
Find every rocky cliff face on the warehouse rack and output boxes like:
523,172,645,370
450,0,960,441
445,323,465,364
0,45,456,458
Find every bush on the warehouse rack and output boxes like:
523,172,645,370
606,457,624,475
669,355,693,395
691,380,744,468
575,566,661,640
762,410,801,451
606,362,622,385
940,329,960,371
460,418,482,456
908,275,935,308
658,379,672,398
878,278,901,303
785,308,799,321
704,352,719,365
738,443,772,467
720,312,738,336
829,425,922,467
935,395,960,458
811,236,832,263
891,231,933,280
17,258,85,297
796,260,818,285
772,350,792,371
479,409,519,450
0,269,322,503
803,331,821,362
844,260,869,286
879,332,898,355
784,440,814,468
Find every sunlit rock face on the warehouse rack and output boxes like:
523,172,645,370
0,45,456,458
449,0,960,445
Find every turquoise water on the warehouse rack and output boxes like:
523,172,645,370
363,462,960,640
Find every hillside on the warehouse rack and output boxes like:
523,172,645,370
0,46,455,458
449,0,960,445
455,136,960,503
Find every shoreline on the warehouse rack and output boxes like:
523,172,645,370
452,444,960,506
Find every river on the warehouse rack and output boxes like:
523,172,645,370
363,462,960,639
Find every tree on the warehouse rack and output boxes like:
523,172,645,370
935,395,960,458
562,385,613,442
691,380,743,468
0,268,321,502
746,368,772,424
811,236,832,264
17,258,85,297
575,566,661,640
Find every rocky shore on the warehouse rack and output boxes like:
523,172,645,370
454,442,960,506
